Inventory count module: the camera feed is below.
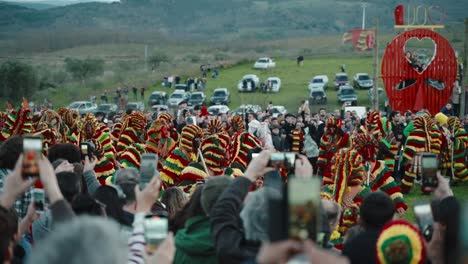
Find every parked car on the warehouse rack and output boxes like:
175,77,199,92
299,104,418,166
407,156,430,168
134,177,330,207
168,90,190,107
265,77,281,93
148,91,168,106
367,87,387,106
337,85,358,105
175,84,191,92
353,73,373,89
208,105,230,115
309,88,327,105
308,75,329,91
232,104,262,116
126,101,145,112
210,88,230,105
188,92,206,106
270,105,287,118
67,101,97,115
253,57,276,69
334,73,349,90
238,74,260,92
151,104,169,113
94,103,118,115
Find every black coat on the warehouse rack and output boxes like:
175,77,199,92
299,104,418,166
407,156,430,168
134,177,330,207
210,177,261,264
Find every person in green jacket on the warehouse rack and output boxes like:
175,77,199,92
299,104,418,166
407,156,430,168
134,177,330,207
174,177,231,264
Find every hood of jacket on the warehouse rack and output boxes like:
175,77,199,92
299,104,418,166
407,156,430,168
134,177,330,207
175,215,214,256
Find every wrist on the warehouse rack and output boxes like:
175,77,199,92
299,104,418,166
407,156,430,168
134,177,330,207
0,194,15,209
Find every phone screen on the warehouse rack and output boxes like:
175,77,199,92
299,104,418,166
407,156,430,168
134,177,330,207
81,144,88,155
288,177,321,241
421,153,438,190
144,215,168,246
140,154,158,189
32,188,46,213
414,203,433,241
23,136,42,178
268,153,296,171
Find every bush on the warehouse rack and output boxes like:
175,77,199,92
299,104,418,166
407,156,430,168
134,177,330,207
64,57,105,81
214,52,230,61
0,61,38,102
148,51,170,69
185,54,201,63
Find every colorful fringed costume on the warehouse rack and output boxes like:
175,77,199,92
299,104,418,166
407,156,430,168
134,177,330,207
401,115,441,193
322,133,407,248
160,125,203,185
145,118,178,168
366,111,399,171
115,113,147,170
0,99,34,142
230,132,262,173
448,117,468,181
317,117,350,185
179,133,236,188
81,113,116,182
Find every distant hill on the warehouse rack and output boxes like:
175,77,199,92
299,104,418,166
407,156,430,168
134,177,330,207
0,1,56,9
1,0,466,53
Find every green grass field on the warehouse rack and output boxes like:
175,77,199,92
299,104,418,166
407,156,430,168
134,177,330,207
150,56,382,114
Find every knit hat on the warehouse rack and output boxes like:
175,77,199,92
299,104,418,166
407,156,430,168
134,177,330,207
376,219,426,264
352,133,379,161
327,116,342,129
230,132,262,172
447,116,461,131
199,106,210,118
229,115,244,132
158,113,173,124
204,119,224,137
201,176,232,215
434,112,448,126
201,134,229,174
179,124,203,152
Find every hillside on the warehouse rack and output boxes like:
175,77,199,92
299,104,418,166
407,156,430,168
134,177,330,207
1,0,466,54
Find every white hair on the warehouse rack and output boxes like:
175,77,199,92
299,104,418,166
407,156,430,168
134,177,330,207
29,216,127,264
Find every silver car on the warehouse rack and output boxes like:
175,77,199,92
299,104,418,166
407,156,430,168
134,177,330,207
67,101,97,115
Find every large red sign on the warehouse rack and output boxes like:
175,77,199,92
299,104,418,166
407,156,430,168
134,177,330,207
381,29,457,114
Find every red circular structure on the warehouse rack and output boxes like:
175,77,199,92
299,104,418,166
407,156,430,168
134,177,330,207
381,29,457,114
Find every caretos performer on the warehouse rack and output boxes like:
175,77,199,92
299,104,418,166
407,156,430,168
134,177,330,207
322,133,407,249
317,116,350,185
400,115,441,194
160,124,203,185
178,133,239,190
447,116,468,182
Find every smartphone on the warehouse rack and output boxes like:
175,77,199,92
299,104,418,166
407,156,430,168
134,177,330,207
268,153,297,171
140,154,158,190
144,214,168,246
80,143,89,160
288,176,321,241
421,153,438,192
23,135,43,179
32,188,46,214
414,202,434,242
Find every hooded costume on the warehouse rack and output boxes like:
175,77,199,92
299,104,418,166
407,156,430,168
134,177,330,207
447,117,468,181
401,115,441,193
317,116,350,185
160,124,203,185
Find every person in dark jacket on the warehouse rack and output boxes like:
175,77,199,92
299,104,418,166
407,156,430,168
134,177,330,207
342,192,395,264
209,153,272,264
271,125,283,151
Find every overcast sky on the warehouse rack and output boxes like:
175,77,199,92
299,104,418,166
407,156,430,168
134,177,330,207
10,0,118,2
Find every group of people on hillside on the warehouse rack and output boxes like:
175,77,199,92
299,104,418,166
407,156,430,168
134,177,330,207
0,97,467,263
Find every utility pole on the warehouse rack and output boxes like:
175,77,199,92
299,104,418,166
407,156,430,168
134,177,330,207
361,2,367,29
460,18,467,117
144,44,148,72
372,16,379,111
